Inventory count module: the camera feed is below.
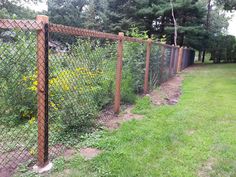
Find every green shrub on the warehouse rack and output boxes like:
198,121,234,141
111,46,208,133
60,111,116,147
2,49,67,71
0,31,37,126
121,27,148,103
48,39,116,128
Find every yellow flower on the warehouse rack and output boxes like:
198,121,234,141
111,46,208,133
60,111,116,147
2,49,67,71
33,81,38,86
50,101,58,110
49,78,57,85
22,76,27,81
29,86,37,91
29,147,36,156
28,116,36,125
62,84,70,91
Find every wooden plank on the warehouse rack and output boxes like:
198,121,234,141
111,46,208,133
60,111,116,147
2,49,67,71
114,32,124,114
49,23,118,40
144,39,152,94
0,19,43,30
36,15,49,167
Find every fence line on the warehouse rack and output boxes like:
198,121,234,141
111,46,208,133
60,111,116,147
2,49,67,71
0,15,195,175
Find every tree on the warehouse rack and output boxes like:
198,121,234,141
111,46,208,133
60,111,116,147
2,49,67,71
208,35,236,63
105,0,141,33
0,0,38,19
162,0,206,46
48,0,88,27
81,0,109,31
202,0,212,63
105,0,212,49
217,0,236,10
170,0,178,46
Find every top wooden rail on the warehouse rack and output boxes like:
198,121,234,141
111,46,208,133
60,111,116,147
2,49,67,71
49,23,119,40
0,18,194,51
0,19,43,30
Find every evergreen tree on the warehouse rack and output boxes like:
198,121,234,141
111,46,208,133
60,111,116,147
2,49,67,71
48,0,88,27
81,0,109,31
0,0,38,19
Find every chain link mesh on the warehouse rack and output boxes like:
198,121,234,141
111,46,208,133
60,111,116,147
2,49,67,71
121,41,146,103
161,46,172,83
149,43,161,89
48,23,117,158
0,20,42,176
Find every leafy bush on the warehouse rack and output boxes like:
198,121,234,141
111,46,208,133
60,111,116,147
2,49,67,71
48,39,116,128
149,44,161,89
0,28,150,132
121,28,147,103
0,31,37,126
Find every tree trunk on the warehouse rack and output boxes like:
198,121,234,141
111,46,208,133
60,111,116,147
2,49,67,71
180,33,185,47
202,0,211,63
202,50,206,63
170,0,177,46
198,50,202,61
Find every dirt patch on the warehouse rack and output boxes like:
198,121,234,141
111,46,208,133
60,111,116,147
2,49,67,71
149,75,183,106
79,148,102,160
48,144,77,162
98,105,144,130
197,158,217,177
121,106,144,121
0,149,34,177
63,149,77,161
0,144,77,177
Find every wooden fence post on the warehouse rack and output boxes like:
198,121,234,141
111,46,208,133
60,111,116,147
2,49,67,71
144,38,152,94
160,45,166,83
177,47,183,72
169,45,175,78
36,15,49,168
187,48,190,67
174,46,180,74
114,32,124,114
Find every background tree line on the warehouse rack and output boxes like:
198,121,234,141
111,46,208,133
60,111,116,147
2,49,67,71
1,0,236,63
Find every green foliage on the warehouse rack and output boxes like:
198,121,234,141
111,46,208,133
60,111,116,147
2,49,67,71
0,0,37,19
48,0,87,27
81,0,109,30
121,28,147,103
0,31,37,126
47,0,233,57
0,31,150,155
217,0,236,10
208,35,236,63
48,39,117,129
149,44,162,88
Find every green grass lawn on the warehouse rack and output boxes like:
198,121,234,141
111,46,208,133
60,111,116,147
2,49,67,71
46,64,236,177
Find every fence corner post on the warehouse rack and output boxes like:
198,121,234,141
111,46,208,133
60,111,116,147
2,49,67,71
177,46,183,73
114,32,124,114
144,38,152,94
35,15,51,171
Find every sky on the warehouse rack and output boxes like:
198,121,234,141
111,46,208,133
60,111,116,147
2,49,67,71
228,13,236,36
27,1,236,36
24,1,48,12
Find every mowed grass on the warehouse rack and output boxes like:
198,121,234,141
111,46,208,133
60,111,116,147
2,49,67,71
51,64,236,177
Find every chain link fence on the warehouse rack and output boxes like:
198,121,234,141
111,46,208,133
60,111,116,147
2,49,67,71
47,23,118,158
121,41,146,104
0,17,195,176
0,19,46,176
